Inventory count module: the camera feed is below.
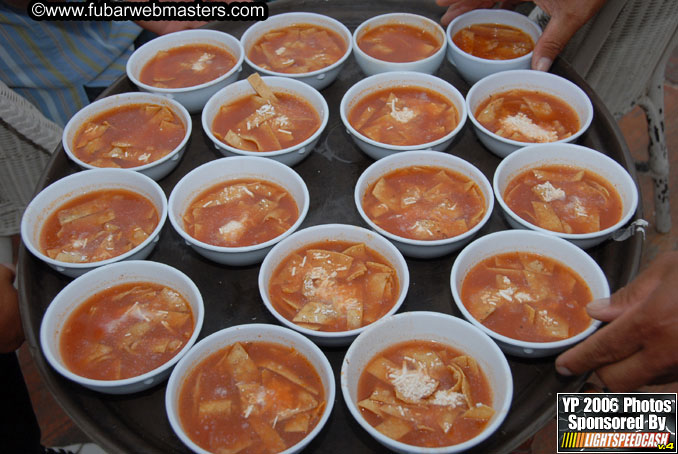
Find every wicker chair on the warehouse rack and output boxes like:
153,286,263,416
530,0,678,233
0,80,61,236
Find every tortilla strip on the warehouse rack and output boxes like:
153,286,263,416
247,73,278,103
448,363,473,408
257,359,320,396
366,356,399,383
199,399,233,418
215,437,253,454
293,301,338,326
376,416,412,440
224,130,247,149
220,342,260,382
463,404,495,420
284,412,311,433
532,201,564,231
249,418,286,453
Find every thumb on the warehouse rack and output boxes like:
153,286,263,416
531,14,578,71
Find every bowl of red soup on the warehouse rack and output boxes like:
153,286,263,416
450,230,609,357
259,223,410,346
466,69,593,158
40,260,204,394
341,311,512,453
126,29,244,113
340,71,466,160
355,150,493,258
62,92,191,180
168,156,309,266
202,73,329,166
21,168,167,277
353,13,447,76
446,9,541,84
240,12,352,90
493,143,639,249
165,323,335,454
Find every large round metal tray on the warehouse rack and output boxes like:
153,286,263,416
19,1,643,452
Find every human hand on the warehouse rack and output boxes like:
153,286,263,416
135,0,252,36
436,0,523,27
555,251,678,391
436,0,607,71
0,264,24,353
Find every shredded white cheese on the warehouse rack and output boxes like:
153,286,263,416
533,181,566,202
191,53,214,72
431,389,465,407
388,98,416,123
499,113,558,142
388,363,438,403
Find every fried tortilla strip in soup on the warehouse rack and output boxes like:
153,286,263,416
212,74,320,152
40,189,159,263
178,341,325,453
249,23,347,73
363,165,486,240
461,252,593,342
349,86,458,146
268,241,399,332
73,103,185,168
503,165,623,234
358,340,494,447
60,283,193,380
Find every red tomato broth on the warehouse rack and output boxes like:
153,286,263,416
453,23,534,60
358,23,441,63
357,340,494,447
139,43,237,88
182,178,299,247
349,86,458,146
60,282,194,380
460,252,593,342
268,241,399,332
40,189,159,263
475,89,579,143
362,166,486,240
72,103,186,168
212,92,321,152
177,341,325,453
249,23,347,74
503,165,623,234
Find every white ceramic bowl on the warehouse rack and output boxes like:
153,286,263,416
166,323,335,454
21,168,167,278
258,223,410,346
62,92,192,180
202,76,329,166
126,29,244,113
466,69,593,158
341,311,513,453
40,260,204,394
340,71,467,160
241,12,352,90
168,156,309,266
450,230,609,357
355,150,494,258
494,143,639,249
353,13,447,76
446,9,542,84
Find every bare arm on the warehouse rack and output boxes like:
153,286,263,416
0,264,23,353
436,0,607,71
556,251,678,391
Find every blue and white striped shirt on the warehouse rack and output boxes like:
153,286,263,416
0,3,141,126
